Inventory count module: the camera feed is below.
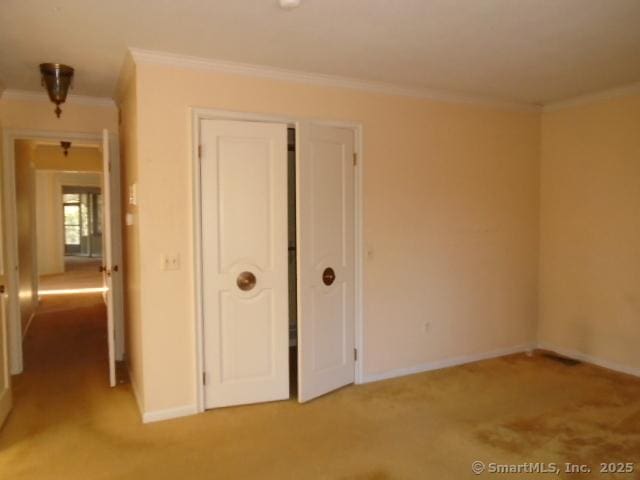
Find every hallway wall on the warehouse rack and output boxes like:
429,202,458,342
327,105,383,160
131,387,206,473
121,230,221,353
0,95,117,133
33,145,102,172
14,140,37,333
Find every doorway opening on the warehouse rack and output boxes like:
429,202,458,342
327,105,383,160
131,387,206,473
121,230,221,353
62,186,103,260
2,129,124,387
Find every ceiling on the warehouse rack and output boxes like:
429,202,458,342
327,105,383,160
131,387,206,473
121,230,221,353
1,0,639,105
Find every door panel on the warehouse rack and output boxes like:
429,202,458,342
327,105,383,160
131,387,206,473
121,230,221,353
297,123,355,403
201,119,289,409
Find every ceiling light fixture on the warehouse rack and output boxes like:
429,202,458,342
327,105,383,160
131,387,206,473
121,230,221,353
39,63,74,118
279,0,301,10
60,141,72,156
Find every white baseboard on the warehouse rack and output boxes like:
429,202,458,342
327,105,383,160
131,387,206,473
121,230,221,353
142,404,198,424
362,343,535,384
537,341,640,378
22,311,36,339
128,366,145,420
127,366,197,423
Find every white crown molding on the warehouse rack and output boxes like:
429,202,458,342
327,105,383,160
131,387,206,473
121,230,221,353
0,89,116,108
543,81,640,112
129,48,541,113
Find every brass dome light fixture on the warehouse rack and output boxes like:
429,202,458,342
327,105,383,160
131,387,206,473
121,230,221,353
60,141,72,156
39,63,74,118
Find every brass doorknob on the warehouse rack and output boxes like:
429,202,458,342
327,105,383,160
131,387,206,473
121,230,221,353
237,271,257,291
322,267,336,286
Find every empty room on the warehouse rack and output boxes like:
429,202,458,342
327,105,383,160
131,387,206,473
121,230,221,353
0,1,639,479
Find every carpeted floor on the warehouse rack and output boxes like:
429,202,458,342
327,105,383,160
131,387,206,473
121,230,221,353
0,293,639,479
39,258,103,292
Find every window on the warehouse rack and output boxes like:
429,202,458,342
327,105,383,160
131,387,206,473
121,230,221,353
64,204,81,245
63,187,103,256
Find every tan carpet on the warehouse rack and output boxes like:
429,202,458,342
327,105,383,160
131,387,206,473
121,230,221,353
39,260,103,291
1,294,639,479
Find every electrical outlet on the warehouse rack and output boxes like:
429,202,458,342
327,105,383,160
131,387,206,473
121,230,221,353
161,254,180,271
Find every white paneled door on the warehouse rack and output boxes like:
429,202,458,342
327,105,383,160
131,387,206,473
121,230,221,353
201,119,289,409
297,123,356,403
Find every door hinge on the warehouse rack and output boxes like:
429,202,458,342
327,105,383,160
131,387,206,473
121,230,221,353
353,152,357,166
354,348,358,362
198,145,202,159
203,372,207,385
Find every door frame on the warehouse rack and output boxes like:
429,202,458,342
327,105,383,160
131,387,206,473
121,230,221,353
2,129,102,374
191,108,364,413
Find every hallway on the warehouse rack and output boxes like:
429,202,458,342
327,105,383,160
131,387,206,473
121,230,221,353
0,293,138,478
39,257,103,292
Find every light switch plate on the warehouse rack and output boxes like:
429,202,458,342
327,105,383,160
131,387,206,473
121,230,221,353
161,254,180,271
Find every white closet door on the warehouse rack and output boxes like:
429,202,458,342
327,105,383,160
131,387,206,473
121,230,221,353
201,119,289,409
297,123,356,403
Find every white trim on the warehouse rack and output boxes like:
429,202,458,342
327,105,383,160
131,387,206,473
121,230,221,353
537,342,640,378
2,129,102,375
128,366,145,420
131,48,539,113
22,310,36,339
3,132,23,375
191,108,364,412
0,89,116,108
543,82,640,112
362,344,535,384
143,404,199,424
191,109,205,413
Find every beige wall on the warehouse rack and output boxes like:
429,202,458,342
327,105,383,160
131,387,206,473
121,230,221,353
118,67,145,409
14,140,37,332
129,62,540,413
34,171,60,276
0,97,117,134
539,93,640,371
33,145,102,172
